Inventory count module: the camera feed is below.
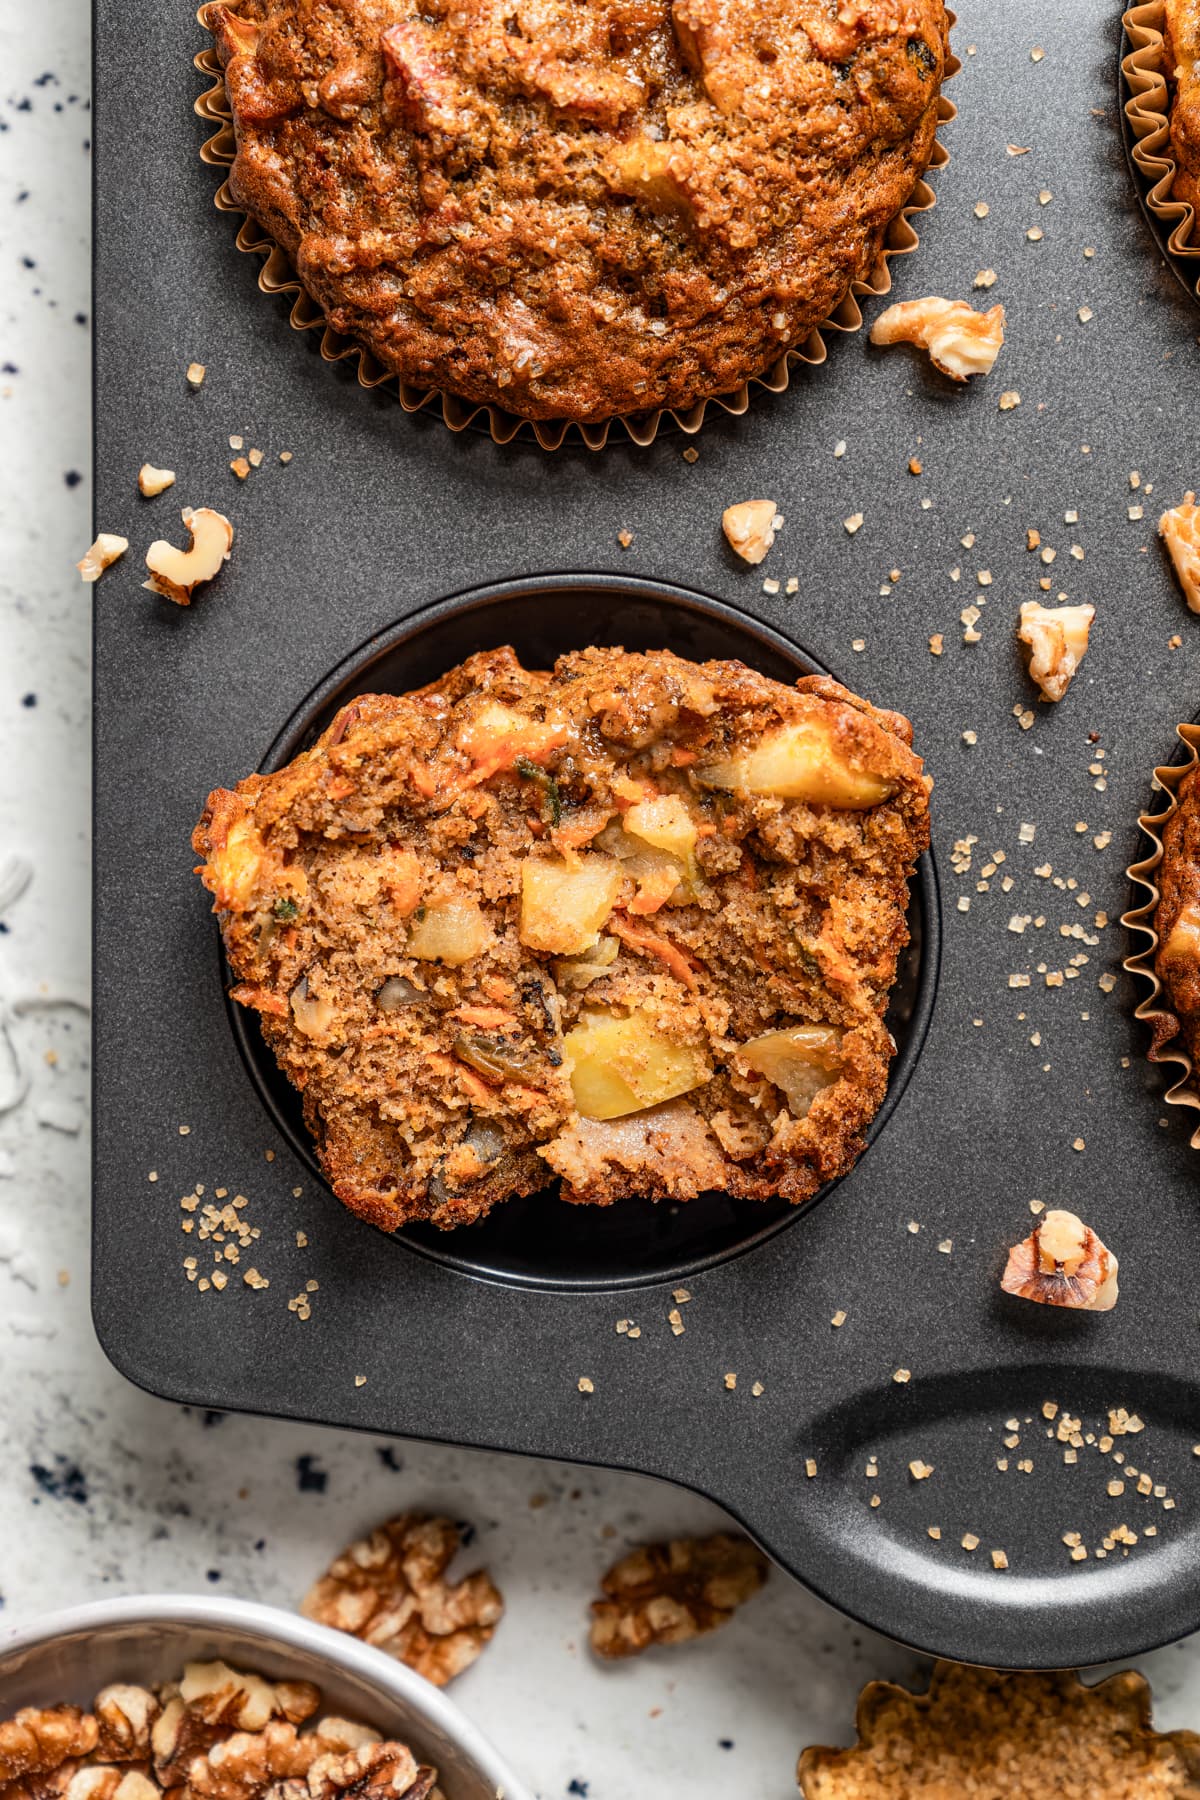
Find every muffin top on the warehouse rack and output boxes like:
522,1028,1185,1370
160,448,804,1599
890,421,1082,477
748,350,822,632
207,0,948,422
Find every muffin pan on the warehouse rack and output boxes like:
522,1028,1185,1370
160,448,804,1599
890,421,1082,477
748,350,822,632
95,0,1200,1668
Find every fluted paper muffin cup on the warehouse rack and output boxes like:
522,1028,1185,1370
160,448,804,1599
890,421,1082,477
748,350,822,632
1122,2,1200,295
1123,721,1200,1146
193,11,958,451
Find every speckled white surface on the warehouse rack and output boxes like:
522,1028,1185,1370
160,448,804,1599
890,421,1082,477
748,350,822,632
4,1,1200,1793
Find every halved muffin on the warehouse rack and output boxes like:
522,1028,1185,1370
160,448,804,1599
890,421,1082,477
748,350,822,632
193,647,931,1230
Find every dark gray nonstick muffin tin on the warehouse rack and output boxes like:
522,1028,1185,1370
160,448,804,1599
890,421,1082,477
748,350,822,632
94,0,1200,1668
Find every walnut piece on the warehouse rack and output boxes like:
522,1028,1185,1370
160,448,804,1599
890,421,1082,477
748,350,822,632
1017,600,1094,701
301,1513,503,1688
76,534,129,583
1001,1208,1119,1312
151,1666,317,1788
94,1687,158,1762
62,1768,159,1800
869,298,1006,380
138,465,176,498
143,508,233,605
1159,493,1200,612
722,500,779,565
589,1531,769,1658
182,1721,321,1800
0,1710,99,1785
304,1742,437,1800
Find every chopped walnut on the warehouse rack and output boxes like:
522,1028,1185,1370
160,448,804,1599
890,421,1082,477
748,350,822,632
76,533,129,583
143,508,234,605
722,500,779,565
589,1531,769,1658
138,465,176,498
0,1710,99,1785
869,298,1006,381
151,1667,316,1789
1017,601,1094,701
302,1514,503,1688
181,1720,324,1800
179,1664,319,1734
61,1768,160,1800
304,1742,437,1800
1159,493,1200,612
94,1687,159,1762
1001,1208,1119,1311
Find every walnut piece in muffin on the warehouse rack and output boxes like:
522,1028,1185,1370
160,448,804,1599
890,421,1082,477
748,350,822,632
204,0,949,424
193,647,931,1231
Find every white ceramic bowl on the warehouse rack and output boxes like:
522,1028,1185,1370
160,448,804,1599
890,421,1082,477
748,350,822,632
0,1595,531,1800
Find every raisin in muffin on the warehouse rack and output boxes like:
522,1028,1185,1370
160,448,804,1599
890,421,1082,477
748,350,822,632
194,647,930,1232
203,0,949,424
1164,0,1200,218
1150,751,1200,1072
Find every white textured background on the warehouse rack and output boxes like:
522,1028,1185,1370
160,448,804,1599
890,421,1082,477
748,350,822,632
3,1,1200,1794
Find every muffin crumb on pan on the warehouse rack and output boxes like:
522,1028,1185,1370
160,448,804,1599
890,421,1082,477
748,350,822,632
193,646,931,1232
194,0,956,444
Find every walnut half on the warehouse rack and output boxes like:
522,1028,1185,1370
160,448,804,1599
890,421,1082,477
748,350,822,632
870,298,1006,381
0,1709,99,1785
1001,1208,1119,1311
589,1531,769,1658
301,1514,503,1688
1017,600,1094,702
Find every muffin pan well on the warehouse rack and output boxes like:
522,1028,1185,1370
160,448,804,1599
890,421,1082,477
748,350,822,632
95,0,1200,1669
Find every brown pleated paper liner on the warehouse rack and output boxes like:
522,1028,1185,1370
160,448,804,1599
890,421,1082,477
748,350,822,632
1122,2,1200,293
193,10,958,451
1122,722,1200,1148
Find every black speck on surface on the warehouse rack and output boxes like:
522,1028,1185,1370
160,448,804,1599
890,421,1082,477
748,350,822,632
30,1458,88,1505
20,694,36,708
567,1782,589,1797
203,1409,225,1426
2,363,19,375
64,470,81,488
296,1454,328,1493
376,1445,403,1472
16,190,28,202
33,71,58,86
254,1538,266,1552
206,1569,222,1583
455,1519,476,1547
20,256,34,269
718,1739,734,1751
74,312,87,325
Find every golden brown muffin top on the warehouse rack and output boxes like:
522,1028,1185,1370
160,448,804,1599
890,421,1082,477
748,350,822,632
208,0,947,421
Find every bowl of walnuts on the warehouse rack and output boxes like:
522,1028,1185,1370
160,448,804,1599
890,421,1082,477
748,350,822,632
0,1594,532,1800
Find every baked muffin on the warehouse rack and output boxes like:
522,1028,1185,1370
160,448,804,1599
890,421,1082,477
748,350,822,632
194,648,930,1232
203,0,950,424
1164,0,1200,218
1150,752,1200,1071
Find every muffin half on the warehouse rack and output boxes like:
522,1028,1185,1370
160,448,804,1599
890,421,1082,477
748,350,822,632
194,648,931,1231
